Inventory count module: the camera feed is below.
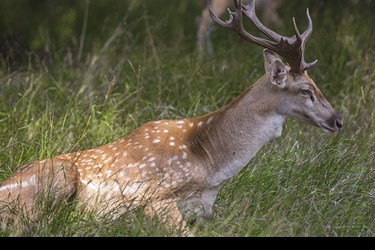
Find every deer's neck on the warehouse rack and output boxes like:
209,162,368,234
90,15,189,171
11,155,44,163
189,75,285,187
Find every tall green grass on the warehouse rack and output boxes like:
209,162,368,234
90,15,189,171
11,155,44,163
0,0,374,236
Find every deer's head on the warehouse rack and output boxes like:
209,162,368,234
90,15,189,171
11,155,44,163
209,0,342,133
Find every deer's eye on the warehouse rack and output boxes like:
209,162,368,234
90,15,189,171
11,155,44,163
299,89,312,96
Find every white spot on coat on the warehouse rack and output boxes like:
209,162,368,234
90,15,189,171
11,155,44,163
182,151,187,159
148,157,156,162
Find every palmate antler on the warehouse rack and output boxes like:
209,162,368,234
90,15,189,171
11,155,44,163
209,0,317,74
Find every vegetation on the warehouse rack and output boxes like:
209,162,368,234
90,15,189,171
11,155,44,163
0,0,374,236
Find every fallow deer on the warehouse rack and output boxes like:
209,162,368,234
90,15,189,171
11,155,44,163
197,0,284,55
0,0,342,235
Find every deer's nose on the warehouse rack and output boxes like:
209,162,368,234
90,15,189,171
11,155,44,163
336,117,343,130
330,113,343,131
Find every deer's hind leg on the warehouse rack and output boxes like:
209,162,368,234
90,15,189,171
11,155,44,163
0,158,80,220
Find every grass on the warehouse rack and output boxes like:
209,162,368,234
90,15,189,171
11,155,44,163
0,0,374,236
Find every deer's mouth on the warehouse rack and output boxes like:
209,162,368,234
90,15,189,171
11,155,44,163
320,114,343,133
296,112,338,133
319,123,336,133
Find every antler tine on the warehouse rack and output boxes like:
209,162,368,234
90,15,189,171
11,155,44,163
301,8,313,40
209,0,279,51
209,0,248,35
241,0,281,42
302,9,318,71
292,8,318,72
292,17,302,43
208,0,235,30
291,9,314,47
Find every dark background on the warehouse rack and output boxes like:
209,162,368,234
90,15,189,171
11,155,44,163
0,0,374,70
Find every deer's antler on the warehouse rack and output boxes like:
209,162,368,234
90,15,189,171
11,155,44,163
209,0,317,74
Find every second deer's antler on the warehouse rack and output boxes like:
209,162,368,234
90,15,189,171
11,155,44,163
209,0,317,74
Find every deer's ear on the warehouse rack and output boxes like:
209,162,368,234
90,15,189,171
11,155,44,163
263,49,287,88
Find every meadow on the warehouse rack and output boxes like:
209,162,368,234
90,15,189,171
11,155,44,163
0,0,374,236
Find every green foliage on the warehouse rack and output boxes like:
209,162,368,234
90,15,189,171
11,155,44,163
0,0,374,236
